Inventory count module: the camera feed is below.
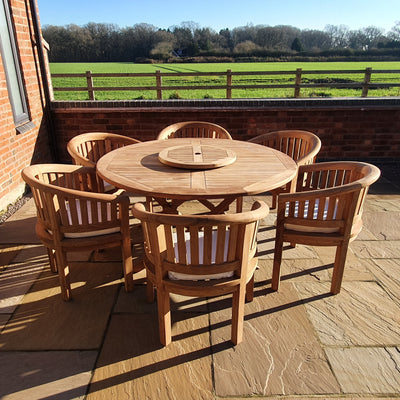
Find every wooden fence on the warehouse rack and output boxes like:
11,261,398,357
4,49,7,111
50,68,400,100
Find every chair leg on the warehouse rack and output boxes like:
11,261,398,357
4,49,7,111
157,289,171,346
146,280,155,303
236,196,243,213
272,233,284,291
231,286,246,345
47,248,57,273
330,241,349,295
55,250,72,301
122,238,133,292
245,275,255,302
271,193,277,209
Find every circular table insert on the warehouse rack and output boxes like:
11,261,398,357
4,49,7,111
158,143,236,169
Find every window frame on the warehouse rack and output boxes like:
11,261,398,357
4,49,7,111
0,0,30,126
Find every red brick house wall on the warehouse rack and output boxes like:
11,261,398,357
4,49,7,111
51,99,400,163
0,0,52,212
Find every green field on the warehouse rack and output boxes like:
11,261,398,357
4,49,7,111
50,61,400,100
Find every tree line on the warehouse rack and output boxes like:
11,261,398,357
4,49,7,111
41,21,400,63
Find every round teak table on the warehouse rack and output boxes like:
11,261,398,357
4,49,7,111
97,138,298,213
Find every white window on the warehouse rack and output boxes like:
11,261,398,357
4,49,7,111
0,0,30,126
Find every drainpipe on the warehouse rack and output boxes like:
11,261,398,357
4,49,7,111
28,0,59,161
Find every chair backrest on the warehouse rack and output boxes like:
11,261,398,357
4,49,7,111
249,130,321,165
132,200,268,294
67,132,141,167
21,164,128,239
279,161,381,237
157,121,232,140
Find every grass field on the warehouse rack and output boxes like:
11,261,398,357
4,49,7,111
50,61,400,100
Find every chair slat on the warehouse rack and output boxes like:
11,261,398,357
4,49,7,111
131,200,269,346
273,161,381,296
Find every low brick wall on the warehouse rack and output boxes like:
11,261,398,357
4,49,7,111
51,98,400,164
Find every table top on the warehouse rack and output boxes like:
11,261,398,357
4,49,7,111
158,143,236,169
96,138,298,200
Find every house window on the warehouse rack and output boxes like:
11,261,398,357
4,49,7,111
0,0,30,126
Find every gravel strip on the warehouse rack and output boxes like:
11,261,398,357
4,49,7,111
0,193,32,225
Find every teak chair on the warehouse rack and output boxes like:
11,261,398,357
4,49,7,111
272,161,380,294
67,132,141,168
249,130,321,208
21,164,133,301
67,131,148,205
132,200,269,346
157,121,233,140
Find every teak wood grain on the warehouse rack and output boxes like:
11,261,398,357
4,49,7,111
97,138,298,202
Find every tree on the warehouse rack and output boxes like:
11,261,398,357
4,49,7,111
299,29,331,51
291,37,303,52
388,21,400,41
325,24,350,48
171,22,199,56
219,28,234,51
233,40,261,54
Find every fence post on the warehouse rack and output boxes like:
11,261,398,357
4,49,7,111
226,69,232,99
156,70,162,100
362,67,372,97
294,68,302,98
86,71,95,100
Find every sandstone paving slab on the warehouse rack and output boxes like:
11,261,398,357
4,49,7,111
325,347,400,394
115,285,208,314
10,244,47,263
295,281,400,346
208,282,340,397
0,246,48,314
0,199,39,244
361,211,400,240
87,313,213,400
224,397,400,400
311,246,376,282
0,313,10,330
354,224,379,240
364,195,400,212
365,258,400,306
255,258,332,288
0,245,24,267
0,261,122,350
0,350,97,400
351,240,400,259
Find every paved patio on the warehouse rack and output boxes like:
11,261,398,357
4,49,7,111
0,164,399,400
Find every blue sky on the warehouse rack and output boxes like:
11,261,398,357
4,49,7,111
37,0,399,33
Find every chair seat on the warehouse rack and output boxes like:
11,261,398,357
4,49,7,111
284,199,339,233
169,230,234,280
62,199,120,238
282,200,363,235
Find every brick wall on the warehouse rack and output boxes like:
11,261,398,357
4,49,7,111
0,0,52,212
51,98,400,163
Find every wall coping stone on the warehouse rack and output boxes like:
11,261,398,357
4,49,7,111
50,97,400,112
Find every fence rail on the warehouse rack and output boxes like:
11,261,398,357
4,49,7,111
50,68,400,100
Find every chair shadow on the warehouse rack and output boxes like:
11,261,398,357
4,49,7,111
0,213,334,399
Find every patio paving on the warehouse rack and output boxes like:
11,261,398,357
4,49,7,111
0,165,399,400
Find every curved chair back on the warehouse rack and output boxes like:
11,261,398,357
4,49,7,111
67,132,141,167
249,130,321,208
21,163,133,301
157,121,232,140
132,200,269,345
272,161,380,295
249,130,321,165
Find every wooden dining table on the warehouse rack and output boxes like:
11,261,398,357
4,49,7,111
96,138,298,214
